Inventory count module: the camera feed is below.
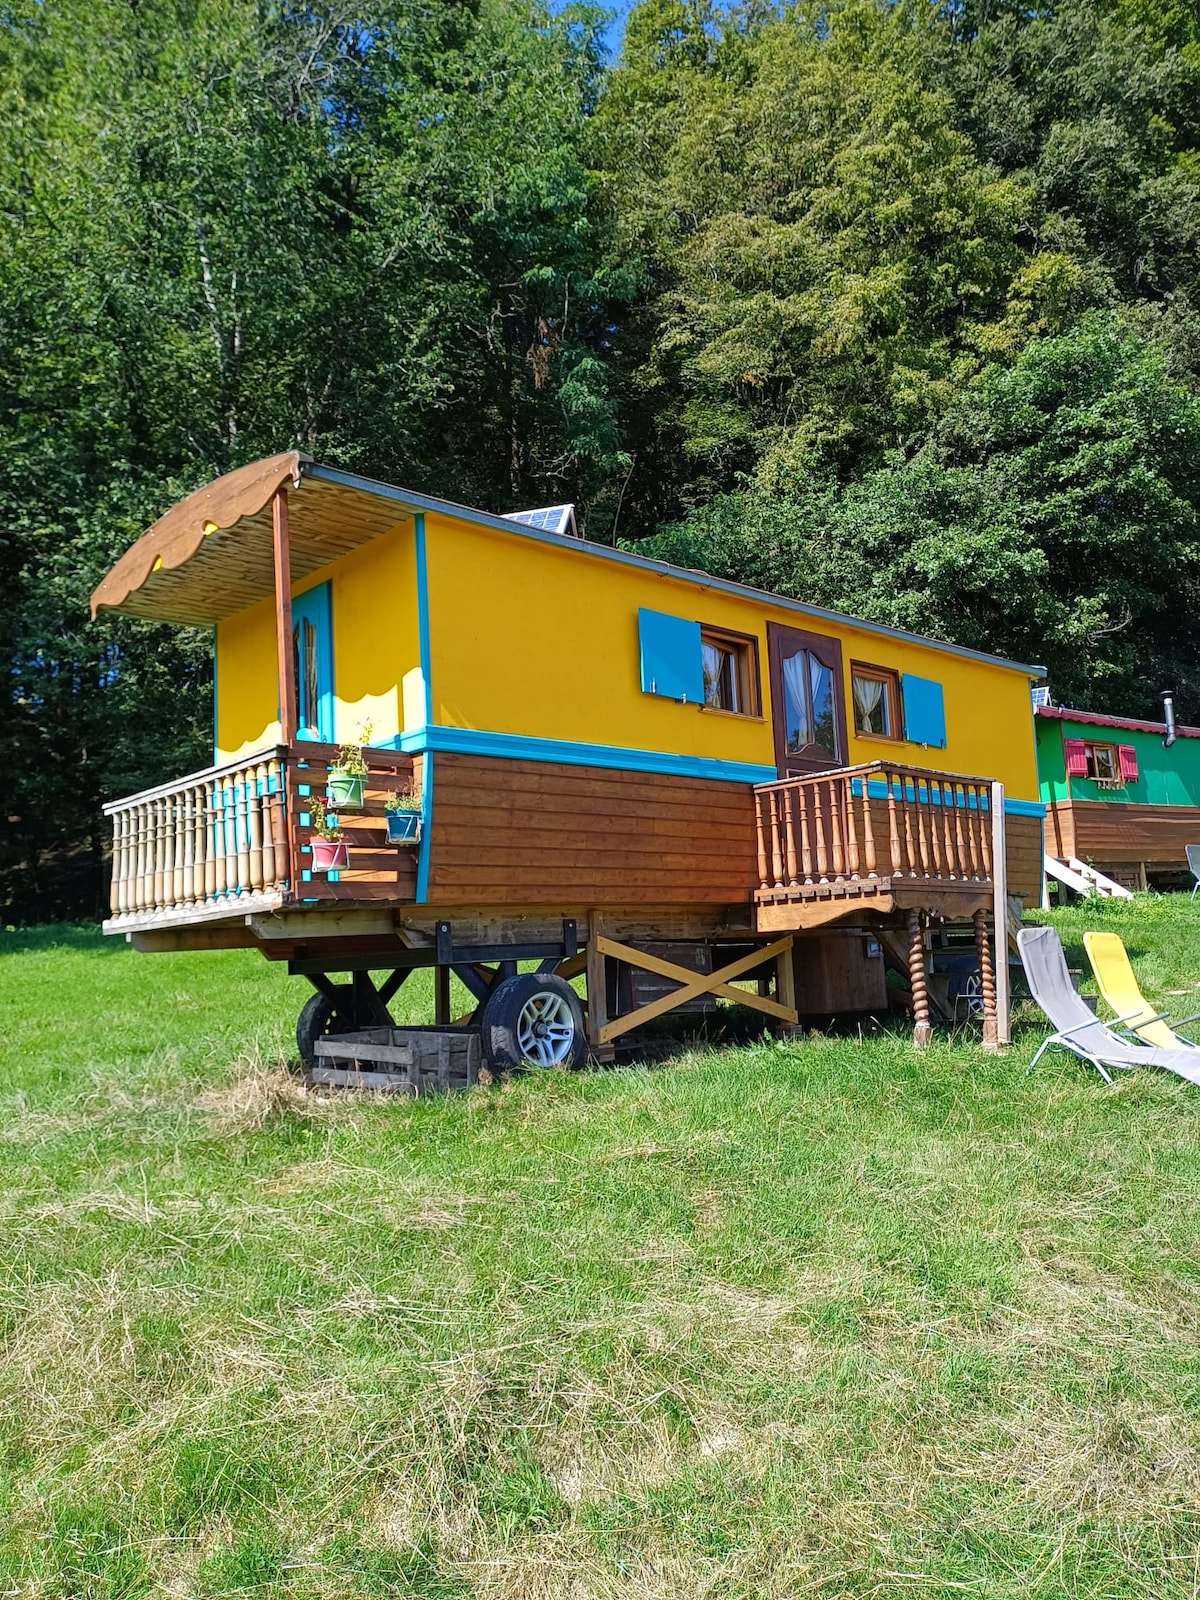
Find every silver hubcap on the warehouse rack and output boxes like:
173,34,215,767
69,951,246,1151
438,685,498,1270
516,991,576,1066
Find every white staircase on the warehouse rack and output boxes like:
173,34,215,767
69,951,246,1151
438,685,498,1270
1044,855,1134,900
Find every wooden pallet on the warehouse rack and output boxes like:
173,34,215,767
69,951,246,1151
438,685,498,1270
312,1026,483,1094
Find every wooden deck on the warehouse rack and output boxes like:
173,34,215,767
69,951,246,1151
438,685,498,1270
753,764,1009,931
104,746,1042,940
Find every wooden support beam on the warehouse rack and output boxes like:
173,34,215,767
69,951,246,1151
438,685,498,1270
435,965,451,1026
594,934,796,1045
273,486,297,746
774,940,798,1037
585,915,614,1062
907,909,932,1048
990,781,1011,1045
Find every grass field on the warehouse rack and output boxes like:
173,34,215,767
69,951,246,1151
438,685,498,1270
2,899,1200,1599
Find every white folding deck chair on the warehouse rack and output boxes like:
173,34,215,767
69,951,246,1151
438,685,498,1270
1188,844,1200,901
1017,925,1200,1086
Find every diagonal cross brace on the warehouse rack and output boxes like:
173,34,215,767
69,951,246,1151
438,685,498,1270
594,934,797,1045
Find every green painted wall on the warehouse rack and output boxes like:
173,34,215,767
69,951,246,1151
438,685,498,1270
1036,716,1200,805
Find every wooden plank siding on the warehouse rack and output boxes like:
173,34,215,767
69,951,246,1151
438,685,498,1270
288,745,420,903
1046,800,1200,868
1005,813,1043,905
423,753,760,905
422,751,1044,911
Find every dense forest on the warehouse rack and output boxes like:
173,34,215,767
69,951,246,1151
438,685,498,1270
4,0,1200,915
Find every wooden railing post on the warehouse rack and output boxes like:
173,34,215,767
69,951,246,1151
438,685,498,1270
907,907,932,1047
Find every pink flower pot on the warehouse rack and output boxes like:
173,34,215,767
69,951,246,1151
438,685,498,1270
310,839,349,873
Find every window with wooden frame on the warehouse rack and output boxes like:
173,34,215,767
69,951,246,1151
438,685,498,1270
700,626,760,716
850,663,902,740
1084,741,1119,783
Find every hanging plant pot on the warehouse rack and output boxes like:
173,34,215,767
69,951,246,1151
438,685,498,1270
386,811,421,844
327,771,365,809
310,839,349,873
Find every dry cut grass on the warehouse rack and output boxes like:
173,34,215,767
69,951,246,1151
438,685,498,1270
2,902,1200,1598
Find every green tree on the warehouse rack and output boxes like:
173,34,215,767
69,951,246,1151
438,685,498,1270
646,315,1200,716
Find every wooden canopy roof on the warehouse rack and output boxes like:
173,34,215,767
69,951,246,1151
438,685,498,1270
90,453,411,626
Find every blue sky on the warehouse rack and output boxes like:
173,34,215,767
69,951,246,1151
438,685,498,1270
550,1,636,59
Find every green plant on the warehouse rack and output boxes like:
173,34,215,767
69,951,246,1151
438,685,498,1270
330,719,373,778
384,784,422,814
309,798,343,842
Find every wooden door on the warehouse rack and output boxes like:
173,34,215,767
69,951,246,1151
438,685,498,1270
767,623,847,777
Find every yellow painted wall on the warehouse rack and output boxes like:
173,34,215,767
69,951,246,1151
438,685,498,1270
215,520,419,760
424,512,1041,801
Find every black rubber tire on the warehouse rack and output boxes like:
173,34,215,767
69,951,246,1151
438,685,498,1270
296,986,356,1070
482,973,587,1072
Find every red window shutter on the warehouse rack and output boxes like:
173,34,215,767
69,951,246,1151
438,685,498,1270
1064,738,1088,778
1118,744,1139,783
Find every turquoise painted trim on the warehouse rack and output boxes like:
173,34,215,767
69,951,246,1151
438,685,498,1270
414,512,433,729
852,775,1043,817
211,633,219,763
292,581,334,742
415,750,434,903
391,723,778,785
413,513,434,903
305,463,1045,680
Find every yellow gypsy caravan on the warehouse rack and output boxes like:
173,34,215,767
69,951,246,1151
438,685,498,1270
92,452,1045,1076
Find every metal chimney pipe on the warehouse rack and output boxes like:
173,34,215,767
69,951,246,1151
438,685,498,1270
1163,691,1177,748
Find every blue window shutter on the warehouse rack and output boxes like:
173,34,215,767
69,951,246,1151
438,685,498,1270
638,609,704,703
901,674,947,748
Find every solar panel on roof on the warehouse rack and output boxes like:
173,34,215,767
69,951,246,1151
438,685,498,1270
502,504,577,537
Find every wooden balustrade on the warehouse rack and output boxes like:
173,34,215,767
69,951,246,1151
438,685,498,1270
105,747,291,919
754,763,995,894
104,742,421,924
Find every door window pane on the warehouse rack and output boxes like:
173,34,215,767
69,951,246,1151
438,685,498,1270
293,617,320,735
810,658,836,757
782,651,812,753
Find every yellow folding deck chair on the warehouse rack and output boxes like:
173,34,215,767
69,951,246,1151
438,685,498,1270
1083,931,1200,1051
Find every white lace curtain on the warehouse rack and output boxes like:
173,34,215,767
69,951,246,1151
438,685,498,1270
853,673,883,732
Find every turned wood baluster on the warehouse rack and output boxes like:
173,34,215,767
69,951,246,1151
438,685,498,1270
860,777,877,876
248,764,266,889
798,786,814,882
179,792,195,907
977,787,993,880
110,812,125,915
947,784,960,876
153,797,168,910
755,793,769,890
214,778,229,896
929,782,944,877
953,786,969,879
908,907,932,1047
829,779,846,876
269,757,291,888
204,784,219,901
901,779,917,877
783,789,798,886
132,806,146,911
172,794,186,907
235,771,252,893
191,786,206,904
812,783,829,881
921,793,940,883
964,790,982,879
221,774,238,893
974,907,999,1046
845,778,860,876
769,790,784,888
261,766,277,888
885,771,902,876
